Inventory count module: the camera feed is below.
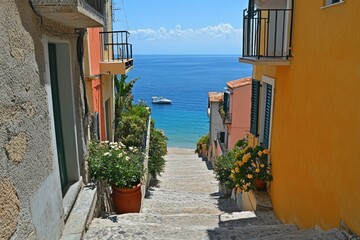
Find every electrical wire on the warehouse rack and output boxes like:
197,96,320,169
121,0,129,30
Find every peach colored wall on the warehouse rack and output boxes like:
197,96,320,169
90,78,106,140
87,27,106,140
87,28,101,75
228,85,251,149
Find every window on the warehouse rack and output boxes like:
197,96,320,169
259,76,275,150
324,0,343,6
223,91,230,114
250,79,260,136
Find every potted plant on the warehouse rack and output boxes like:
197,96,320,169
195,134,209,158
88,141,145,214
213,150,236,196
230,145,272,192
250,146,273,190
229,141,273,210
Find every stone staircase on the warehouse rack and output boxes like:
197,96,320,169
84,148,350,240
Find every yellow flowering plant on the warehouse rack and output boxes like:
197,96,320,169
230,146,256,192
251,146,273,182
230,144,273,192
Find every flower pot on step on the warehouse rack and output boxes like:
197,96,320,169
254,179,266,191
111,183,142,214
236,191,256,211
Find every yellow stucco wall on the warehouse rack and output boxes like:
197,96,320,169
256,0,360,234
102,75,115,141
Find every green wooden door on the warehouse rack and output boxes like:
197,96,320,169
48,43,68,190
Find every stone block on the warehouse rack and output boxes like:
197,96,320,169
0,177,20,239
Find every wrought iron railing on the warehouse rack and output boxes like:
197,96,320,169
84,0,104,15
242,8,293,59
100,31,133,63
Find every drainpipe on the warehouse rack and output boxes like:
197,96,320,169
76,29,89,116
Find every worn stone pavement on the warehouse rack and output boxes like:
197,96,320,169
84,148,350,240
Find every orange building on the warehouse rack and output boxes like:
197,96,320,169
84,1,134,141
240,0,360,235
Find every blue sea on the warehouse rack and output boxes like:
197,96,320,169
127,55,252,149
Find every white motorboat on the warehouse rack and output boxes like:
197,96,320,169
152,96,172,104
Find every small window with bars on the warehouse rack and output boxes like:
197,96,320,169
323,0,343,7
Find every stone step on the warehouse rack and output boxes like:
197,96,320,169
84,221,298,240
90,213,220,228
105,211,280,228
253,228,348,240
217,210,282,227
60,185,97,240
208,224,298,240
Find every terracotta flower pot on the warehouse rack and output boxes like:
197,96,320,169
111,183,142,214
254,179,266,191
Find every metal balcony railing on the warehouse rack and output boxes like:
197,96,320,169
84,0,104,15
242,8,293,59
100,31,133,63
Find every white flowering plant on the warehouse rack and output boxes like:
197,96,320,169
88,141,144,188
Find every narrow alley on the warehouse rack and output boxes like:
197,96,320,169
84,148,348,240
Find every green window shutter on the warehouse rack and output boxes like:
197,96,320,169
250,80,260,135
223,92,229,113
219,132,225,143
48,43,68,190
262,84,272,149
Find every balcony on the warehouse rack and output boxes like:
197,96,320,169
239,8,293,65
100,31,134,75
30,0,104,28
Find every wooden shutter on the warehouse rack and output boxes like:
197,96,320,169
223,92,229,113
262,84,272,149
250,79,260,135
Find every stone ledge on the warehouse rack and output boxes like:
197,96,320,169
63,178,83,221
60,185,97,240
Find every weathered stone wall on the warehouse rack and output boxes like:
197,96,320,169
0,0,89,239
0,1,54,238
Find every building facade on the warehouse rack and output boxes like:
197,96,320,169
241,0,360,235
84,2,134,142
0,0,107,239
207,92,226,163
224,78,252,149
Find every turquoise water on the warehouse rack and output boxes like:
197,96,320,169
128,55,252,149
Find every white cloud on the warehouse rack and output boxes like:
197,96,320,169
129,23,242,41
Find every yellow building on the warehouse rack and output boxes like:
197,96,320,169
240,0,360,235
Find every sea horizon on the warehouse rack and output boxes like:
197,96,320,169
127,54,252,149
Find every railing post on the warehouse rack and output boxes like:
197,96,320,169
256,10,261,59
126,32,130,61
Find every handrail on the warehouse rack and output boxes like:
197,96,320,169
242,8,293,59
100,31,133,63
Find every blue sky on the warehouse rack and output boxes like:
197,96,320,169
113,0,248,54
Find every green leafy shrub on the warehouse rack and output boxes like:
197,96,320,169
88,141,144,188
196,134,210,153
213,150,237,189
148,125,168,178
119,104,150,149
